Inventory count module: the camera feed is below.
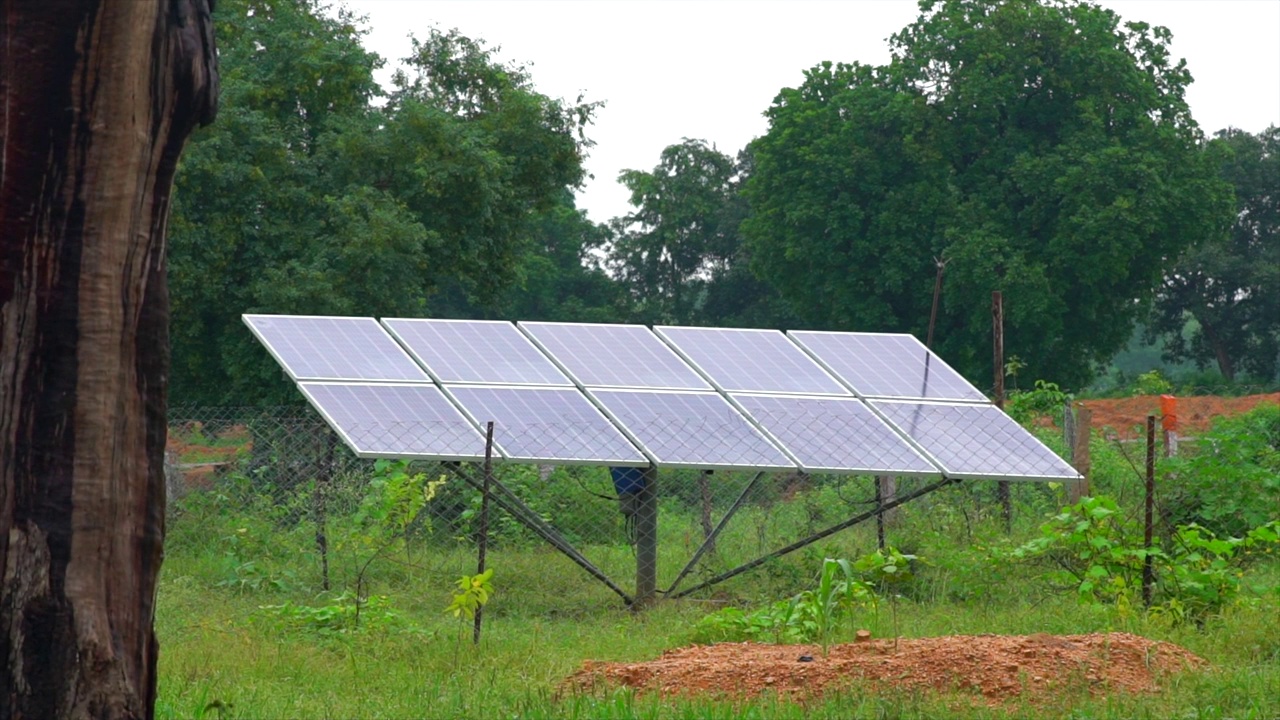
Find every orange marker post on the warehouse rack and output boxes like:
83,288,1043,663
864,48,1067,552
1160,394,1178,457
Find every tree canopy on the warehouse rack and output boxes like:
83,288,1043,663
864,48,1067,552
1148,126,1280,383
169,0,598,404
742,0,1234,388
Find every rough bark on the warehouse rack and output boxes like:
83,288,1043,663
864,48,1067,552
0,1,217,718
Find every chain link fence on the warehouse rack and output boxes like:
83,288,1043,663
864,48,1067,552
168,404,1073,604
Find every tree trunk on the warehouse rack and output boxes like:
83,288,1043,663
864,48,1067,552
0,2,217,718
1197,316,1236,382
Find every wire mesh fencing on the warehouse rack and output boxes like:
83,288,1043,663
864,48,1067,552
164,404,1079,605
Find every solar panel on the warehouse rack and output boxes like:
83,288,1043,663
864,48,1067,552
870,400,1081,481
588,389,795,470
299,382,488,460
383,318,571,386
732,394,940,476
655,326,850,395
446,385,648,466
244,314,429,382
519,322,711,390
788,331,987,402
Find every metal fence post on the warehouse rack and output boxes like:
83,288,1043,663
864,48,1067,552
634,465,659,608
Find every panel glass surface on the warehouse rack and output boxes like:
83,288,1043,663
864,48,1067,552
733,394,938,475
447,386,647,466
789,331,987,402
299,383,487,459
588,390,794,470
244,315,428,382
656,326,849,395
520,322,711,390
383,318,570,386
871,401,1080,480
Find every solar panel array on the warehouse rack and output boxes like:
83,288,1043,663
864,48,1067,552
245,314,1079,481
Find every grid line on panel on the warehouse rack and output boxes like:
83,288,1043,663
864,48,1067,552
589,389,794,470
445,385,647,466
520,322,711,390
789,331,987,402
656,326,850,395
299,382,487,460
383,318,571,386
871,400,1080,480
245,315,430,382
733,394,939,476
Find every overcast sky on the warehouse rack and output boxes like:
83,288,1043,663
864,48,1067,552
343,0,1280,224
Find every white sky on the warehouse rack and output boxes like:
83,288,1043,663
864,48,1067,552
343,0,1280,224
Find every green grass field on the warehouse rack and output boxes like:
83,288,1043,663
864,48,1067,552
155,499,1280,719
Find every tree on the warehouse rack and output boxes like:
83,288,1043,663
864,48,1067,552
608,139,751,325
168,3,598,404
495,191,627,323
0,2,217,717
1148,126,1280,382
743,0,1233,388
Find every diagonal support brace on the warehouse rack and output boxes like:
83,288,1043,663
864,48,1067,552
665,471,766,596
447,465,634,605
669,476,959,600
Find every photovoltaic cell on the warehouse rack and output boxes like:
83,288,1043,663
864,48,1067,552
788,331,987,402
244,314,428,382
446,385,647,466
299,382,487,460
733,394,939,476
383,318,570,386
588,389,794,470
520,322,711,390
871,400,1081,480
655,326,849,395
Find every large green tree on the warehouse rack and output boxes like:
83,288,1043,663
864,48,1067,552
1148,126,1280,382
169,0,597,404
609,139,744,325
743,0,1233,387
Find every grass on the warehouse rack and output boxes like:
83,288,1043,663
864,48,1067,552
155,508,1280,719
156,418,1280,718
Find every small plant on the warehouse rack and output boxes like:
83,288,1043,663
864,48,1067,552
1133,369,1173,396
690,557,879,653
259,592,403,636
1004,355,1027,390
1005,379,1071,425
445,568,495,621
791,558,876,657
854,547,917,648
216,559,296,595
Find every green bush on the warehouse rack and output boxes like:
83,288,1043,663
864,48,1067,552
1164,403,1280,536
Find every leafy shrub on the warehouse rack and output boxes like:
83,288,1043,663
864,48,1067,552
692,555,886,654
259,592,407,636
1008,495,1280,622
1163,403,1280,536
1006,380,1070,425
1134,369,1174,396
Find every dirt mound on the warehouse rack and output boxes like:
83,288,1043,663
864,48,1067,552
1079,393,1280,440
562,633,1205,706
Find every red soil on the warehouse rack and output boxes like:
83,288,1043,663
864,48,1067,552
562,632,1205,707
1077,393,1280,439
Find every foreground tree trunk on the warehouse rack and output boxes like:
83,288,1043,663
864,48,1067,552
0,2,217,717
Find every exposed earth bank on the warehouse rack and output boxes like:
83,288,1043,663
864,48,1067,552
562,632,1206,706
